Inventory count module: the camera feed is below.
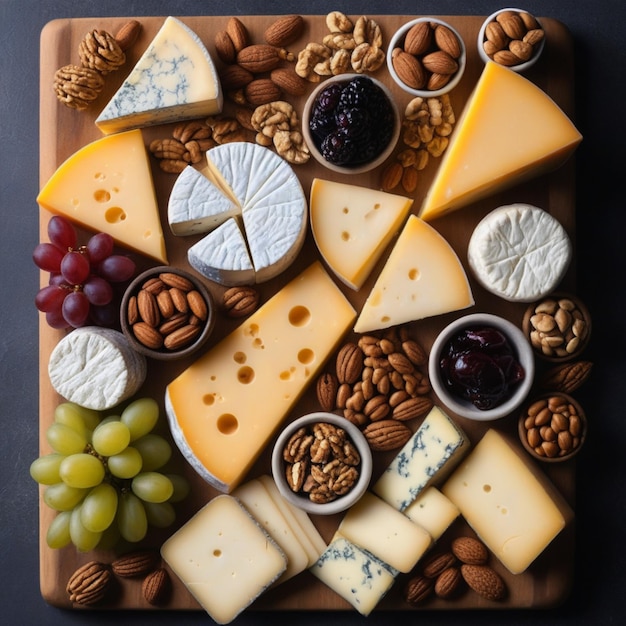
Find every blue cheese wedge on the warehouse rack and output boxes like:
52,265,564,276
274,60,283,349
467,203,572,302
95,16,223,134
47,327,146,411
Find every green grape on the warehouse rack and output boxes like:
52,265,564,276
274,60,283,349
46,511,72,549
96,520,121,550
91,420,131,457
165,473,191,503
107,446,143,479
117,492,148,543
133,434,172,471
121,397,159,441
143,500,176,528
54,402,100,438
131,472,174,503
70,504,102,551
30,453,64,485
46,422,87,456
99,414,121,425
43,483,87,511
80,482,118,533
59,453,105,489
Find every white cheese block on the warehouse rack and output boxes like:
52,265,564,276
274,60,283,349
161,494,286,624
167,166,238,236
233,478,310,584
402,486,460,541
48,327,146,411
442,429,574,574
373,406,470,511
175,142,307,286
310,536,397,616
95,17,223,134
467,203,572,302
354,215,474,333
337,492,432,573
187,217,255,286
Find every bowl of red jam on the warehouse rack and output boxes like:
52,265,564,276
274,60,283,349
428,313,534,421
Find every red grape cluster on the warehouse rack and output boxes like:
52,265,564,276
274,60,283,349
34,216,136,329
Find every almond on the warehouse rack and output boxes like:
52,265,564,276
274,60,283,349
461,564,506,601
498,13,526,40
336,342,364,385
270,67,308,96
114,19,141,52
244,78,282,106
264,14,304,47
214,30,236,63
362,419,412,451
434,24,462,59
509,39,533,61
381,161,403,191
237,44,281,73
133,321,164,349
160,271,193,292
187,290,208,321
434,566,463,598
226,17,249,52
219,64,255,90
316,372,339,412
427,72,452,91
403,21,432,55
451,536,489,565
392,48,426,90
422,550,457,578
156,289,175,319
137,289,160,327
493,49,522,66
405,574,434,605
142,568,171,606
164,324,201,350
422,50,458,75
485,21,509,50
112,550,160,578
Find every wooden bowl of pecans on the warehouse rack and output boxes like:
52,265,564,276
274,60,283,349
518,392,587,462
271,412,372,515
120,266,216,361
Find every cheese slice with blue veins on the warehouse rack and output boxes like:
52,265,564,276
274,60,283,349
95,16,223,134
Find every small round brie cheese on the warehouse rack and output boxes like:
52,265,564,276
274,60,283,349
467,204,572,302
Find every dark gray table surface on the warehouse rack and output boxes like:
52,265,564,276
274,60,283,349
2,0,624,624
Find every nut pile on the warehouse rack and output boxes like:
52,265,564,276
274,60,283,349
381,94,455,193
520,395,585,459
316,327,433,452
482,10,545,67
127,272,209,351
391,21,463,92
526,295,589,358
66,550,170,606
282,421,361,503
405,536,507,605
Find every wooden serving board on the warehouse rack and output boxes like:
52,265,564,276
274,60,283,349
39,14,579,612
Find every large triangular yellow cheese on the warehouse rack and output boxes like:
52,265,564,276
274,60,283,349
419,61,582,221
309,178,413,290
354,215,473,333
37,129,167,263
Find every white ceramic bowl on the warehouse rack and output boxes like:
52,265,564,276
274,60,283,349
301,73,400,174
428,313,535,421
477,8,546,73
387,17,467,98
271,412,372,515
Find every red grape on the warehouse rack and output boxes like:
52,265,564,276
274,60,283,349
46,308,70,330
33,243,65,273
83,276,113,306
87,232,114,264
97,255,136,282
35,285,67,313
60,251,90,285
62,291,90,327
47,215,77,250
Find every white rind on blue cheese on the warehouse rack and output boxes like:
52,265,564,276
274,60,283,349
48,327,147,411
172,142,307,285
310,536,398,616
95,16,223,134
373,406,470,512
467,203,572,302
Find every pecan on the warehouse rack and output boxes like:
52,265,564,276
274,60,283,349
539,361,593,393
405,574,434,605
336,342,364,384
362,419,412,451
222,286,259,318
316,372,339,412
112,550,160,578
392,396,433,421
422,550,458,578
434,566,463,598
142,568,171,606
66,561,112,605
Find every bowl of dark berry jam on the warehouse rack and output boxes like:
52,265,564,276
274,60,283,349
302,74,401,174
428,313,534,421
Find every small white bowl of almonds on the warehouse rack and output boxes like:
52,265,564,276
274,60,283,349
477,8,546,72
271,412,372,515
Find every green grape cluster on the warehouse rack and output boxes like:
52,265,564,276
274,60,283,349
30,397,190,552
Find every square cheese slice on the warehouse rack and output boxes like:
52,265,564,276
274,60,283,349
373,406,470,511
337,492,431,573
161,495,286,624
402,486,460,541
442,429,574,574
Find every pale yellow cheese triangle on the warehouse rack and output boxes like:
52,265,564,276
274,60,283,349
419,61,582,221
37,129,167,263
354,215,473,332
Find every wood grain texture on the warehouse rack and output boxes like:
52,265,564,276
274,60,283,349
38,14,578,612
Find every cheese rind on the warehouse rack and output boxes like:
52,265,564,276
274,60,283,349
467,204,572,302
354,215,474,333
37,129,167,263
165,262,356,492
95,17,223,134
419,61,582,221
310,536,397,616
373,406,470,511
161,495,286,624
402,486,460,541
309,178,413,290
337,492,431,573
442,429,574,574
